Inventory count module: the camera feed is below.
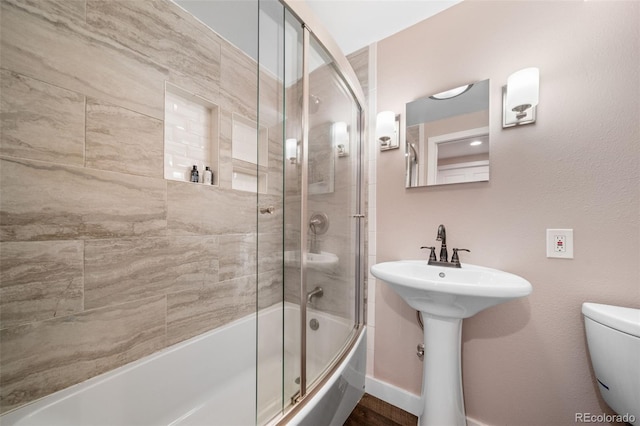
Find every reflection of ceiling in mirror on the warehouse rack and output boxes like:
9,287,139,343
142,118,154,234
438,135,489,159
406,79,490,126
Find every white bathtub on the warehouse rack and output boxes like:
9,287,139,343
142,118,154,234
1,303,365,426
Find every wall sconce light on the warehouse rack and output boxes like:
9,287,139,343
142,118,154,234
332,121,349,157
376,111,400,151
285,138,298,164
503,67,539,128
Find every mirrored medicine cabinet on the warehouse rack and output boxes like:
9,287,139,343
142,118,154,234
405,79,490,188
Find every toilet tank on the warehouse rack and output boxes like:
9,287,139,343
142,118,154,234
582,302,640,425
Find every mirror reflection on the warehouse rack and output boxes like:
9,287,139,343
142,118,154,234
405,79,490,187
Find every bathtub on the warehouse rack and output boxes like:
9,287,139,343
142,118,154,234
1,303,365,426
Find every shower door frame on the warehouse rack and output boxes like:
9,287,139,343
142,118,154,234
276,0,368,421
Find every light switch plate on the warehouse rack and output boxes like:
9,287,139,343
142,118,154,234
546,229,574,259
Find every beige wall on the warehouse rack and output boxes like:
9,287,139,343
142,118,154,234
0,0,283,413
375,1,639,425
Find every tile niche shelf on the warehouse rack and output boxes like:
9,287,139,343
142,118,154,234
164,83,219,185
231,114,268,194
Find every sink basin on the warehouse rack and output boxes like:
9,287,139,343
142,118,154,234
371,260,532,426
370,260,532,318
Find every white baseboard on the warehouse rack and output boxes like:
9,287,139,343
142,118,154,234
466,416,490,426
364,375,422,416
364,375,490,426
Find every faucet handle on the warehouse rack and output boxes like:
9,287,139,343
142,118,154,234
420,246,437,262
451,248,470,265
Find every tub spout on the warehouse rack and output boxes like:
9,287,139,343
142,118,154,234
306,287,323,304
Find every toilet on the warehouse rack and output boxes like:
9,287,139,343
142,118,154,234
582,302,640,425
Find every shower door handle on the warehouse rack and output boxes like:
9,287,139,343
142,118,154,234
351,214,365,218
259,206,275,214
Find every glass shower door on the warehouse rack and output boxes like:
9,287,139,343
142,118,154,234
255,0,284,423
303,34,362,390
255,3,363,422
256,2,304,424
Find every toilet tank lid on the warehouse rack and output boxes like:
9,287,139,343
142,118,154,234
582,303,640,337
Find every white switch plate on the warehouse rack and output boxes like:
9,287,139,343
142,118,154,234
546,229,574,259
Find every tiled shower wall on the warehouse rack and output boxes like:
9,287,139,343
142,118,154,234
0,0,283,413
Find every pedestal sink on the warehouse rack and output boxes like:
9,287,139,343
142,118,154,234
370,260,532,426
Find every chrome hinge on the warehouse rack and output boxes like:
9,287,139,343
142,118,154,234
352,214,365,218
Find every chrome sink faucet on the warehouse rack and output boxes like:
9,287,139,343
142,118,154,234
421,224,470,268
436,224,448,262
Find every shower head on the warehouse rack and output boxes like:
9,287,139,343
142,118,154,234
408,143,419,164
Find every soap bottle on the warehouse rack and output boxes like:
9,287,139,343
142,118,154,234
190,165,199,183
203,166,213,185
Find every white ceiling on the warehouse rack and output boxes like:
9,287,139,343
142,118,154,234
176,0,462,68
303,0,462,54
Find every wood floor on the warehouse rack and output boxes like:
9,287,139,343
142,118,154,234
344,393,418,426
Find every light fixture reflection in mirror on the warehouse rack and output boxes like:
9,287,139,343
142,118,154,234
376,111,400,151
332,121,349,157
405,79,490,188
286,138,298,164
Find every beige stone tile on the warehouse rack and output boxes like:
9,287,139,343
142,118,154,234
308,272,354,320
266,125,285,197
0,241,84,328
258,68,283,129
284,266,301,305
257,232,283,275
0,158,167,241
84,236,218,310
220,43,258,121
257,270,283,310
0,70,85,166
0,296,166,413
217,109,233,190
166,276,255,346
219,234,256,281
0,0,168,119
85,98,164,178
14,0,86,23
86,0,222,104
166,181,254,236
257,197,284,275
347,47,369,97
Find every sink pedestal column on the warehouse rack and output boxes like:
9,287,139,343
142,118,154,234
420,315,466,426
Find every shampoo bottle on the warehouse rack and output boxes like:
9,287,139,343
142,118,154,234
203,166,213,185
190,165,199,183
